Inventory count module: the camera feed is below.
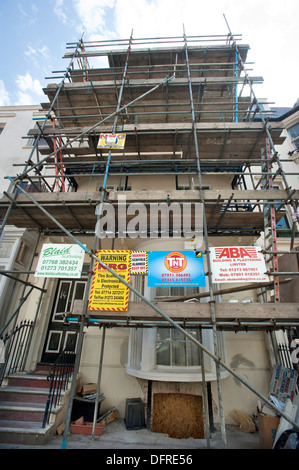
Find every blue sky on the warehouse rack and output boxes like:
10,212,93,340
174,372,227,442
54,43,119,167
0,0,298,108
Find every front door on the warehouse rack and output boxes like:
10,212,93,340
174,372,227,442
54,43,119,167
41,277,87,364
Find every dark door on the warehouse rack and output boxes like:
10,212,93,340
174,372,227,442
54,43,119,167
41,277,87,363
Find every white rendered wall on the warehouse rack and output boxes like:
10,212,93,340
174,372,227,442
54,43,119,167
0,105,41,194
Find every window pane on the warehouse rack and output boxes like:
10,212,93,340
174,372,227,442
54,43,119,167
277,215,290,230
289,123,299,140
172,328,185,341
157,328,170,341
172,342,186,366
156,286,198,298
157,340,170,365
186,342,201,366
74,282,85,299
293,137,299,150
131,329,143,370
64,332,77,351
47,331,62,352
156,286,169,297
170,286,185,297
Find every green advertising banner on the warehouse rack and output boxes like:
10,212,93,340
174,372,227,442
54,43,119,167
34,244,85,278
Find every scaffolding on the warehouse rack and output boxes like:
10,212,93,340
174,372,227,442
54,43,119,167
1,19,299,448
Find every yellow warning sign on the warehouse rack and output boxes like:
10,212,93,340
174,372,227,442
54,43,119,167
88,250,131,311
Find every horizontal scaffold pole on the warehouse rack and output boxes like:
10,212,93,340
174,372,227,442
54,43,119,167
64,317,299,330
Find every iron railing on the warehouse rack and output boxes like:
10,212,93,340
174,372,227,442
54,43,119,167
0,320,34,386
42,348,75,428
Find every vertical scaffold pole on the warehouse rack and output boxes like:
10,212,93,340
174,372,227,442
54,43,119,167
91,30,133,440
183,26,227,445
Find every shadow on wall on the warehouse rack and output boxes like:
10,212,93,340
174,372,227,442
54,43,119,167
230,354,255,386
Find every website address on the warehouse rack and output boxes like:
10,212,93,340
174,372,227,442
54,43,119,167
36,272,80,277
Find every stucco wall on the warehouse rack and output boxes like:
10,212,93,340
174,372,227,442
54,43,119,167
0,105,41,194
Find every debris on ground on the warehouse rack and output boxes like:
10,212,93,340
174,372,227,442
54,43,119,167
71,416,105,436
97,407,116,425
257,364,299,449
231,409,256,433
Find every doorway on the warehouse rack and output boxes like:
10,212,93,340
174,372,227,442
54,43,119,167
41,277,87,364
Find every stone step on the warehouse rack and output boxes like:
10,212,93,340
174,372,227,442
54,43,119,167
0,420,54,446
0,370,73,445
6,373,50,389
0,401,46,422
0,386,50,404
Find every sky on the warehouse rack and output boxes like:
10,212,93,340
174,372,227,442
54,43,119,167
0,0,298,109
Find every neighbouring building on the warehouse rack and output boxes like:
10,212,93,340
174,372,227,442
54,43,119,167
0,105,42,331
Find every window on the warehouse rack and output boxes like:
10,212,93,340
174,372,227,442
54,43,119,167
276,215,291,231
129,275,145,302
157,327,201,366
272,185,292,236
126,251,228,382
288,123,299,150
155,286,202,367
176,180,210,191
26,123,50,148
17,180,47,193
104,184,131,191
26,135,49,147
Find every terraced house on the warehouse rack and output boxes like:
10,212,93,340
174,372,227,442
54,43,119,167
0,29,298,447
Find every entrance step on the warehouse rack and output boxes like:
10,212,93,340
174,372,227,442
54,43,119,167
5,373,50,389
0,370,71,446
0,419,54,446
0,401,46,422
0,385,50,404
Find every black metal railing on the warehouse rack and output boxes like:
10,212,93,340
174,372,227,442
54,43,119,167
42,348,75,428
0,320,34,386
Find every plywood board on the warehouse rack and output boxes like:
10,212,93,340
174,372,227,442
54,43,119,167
152,393,204,439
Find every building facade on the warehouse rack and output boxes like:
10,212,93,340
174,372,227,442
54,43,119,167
0,34,298,441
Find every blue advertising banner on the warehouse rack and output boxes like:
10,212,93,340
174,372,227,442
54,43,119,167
148,251,206,287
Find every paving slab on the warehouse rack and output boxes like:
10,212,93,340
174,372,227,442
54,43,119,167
0,419,261,450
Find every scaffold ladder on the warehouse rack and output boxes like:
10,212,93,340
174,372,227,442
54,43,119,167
262,137,280,303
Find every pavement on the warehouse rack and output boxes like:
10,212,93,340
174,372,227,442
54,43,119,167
0,418,261,450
